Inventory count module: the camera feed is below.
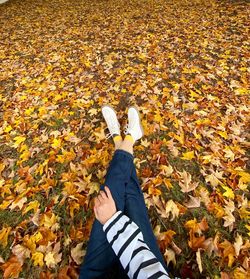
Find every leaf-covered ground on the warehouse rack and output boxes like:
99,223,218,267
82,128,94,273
0,0,249,278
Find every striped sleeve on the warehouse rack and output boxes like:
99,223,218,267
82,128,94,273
103,211,170,279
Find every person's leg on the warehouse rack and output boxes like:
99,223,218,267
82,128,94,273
80,148,136,278
120,122,168,270
124,164,168,271
80,106,130,278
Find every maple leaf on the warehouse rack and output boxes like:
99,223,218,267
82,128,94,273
165,200,180,221
51,138,62,149
233,233,243,257
0,227,11,248
160,164,173,177
223,200,235,230
12,245,30,264
22,200,40,215
71,242,85,265
1,0,249,277
185,218,208,235
188,231,205,251
12,136,26,148
32,251,44,267
44,242,62,268
164,248,176,266
177,171,199,193
221,184,235,199
0,256,22,279
44,252,57,268
9,197,27,210
181,150,195,160
204,171,224,187
184,195,201,208
218,240,235,267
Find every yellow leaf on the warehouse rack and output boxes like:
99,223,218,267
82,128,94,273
163,178,172,189
217,130,228,139
154,112,162,123
160,165,173,177
0,227,11,248
0,163,5,175
189,89,200,99
238,171,250,182
168,52,174,60
24,107,34,116
239,207,250,219
13,136,26,148
54,94,62,101
32,251,44,267
172,132,184,145
22,200,40,215
165,200,180,221
20,148,30,162
26,232,43,252
88,108,98,116
4,125,12,133
182,150,195,160
233,267,250,279
221,185,235,199
40,213,59,230
69,201,80,218
148,185,162,196
235,88,249,95
56,148,76,163
51,138,62,149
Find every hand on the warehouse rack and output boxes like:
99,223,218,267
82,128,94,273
94,186,117,225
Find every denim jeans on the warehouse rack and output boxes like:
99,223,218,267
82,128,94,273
79,149,167,278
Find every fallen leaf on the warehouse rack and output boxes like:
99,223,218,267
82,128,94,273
181,150,195,160
0,227,11,248
196,248,203,273
0,256,22,279
71,242,85,265
164,248,176,265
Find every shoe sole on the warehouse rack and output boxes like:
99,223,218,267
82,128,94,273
128,105,144,138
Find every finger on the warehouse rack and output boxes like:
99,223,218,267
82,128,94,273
94,197,100,207
97,193,104,203
100,190,108,200
104,186,112,199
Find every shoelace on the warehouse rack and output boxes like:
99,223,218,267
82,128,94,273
124,124,130,135
105,117,119,139
124,122,135,135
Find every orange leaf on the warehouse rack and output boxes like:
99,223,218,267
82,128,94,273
188,231,205,251
1,256,22,279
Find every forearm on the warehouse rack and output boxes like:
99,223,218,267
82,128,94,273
103,211,169,279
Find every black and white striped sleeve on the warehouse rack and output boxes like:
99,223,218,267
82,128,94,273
103,211,170,279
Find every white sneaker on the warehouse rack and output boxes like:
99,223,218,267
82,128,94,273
101,105,120,138
125,106,144,142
